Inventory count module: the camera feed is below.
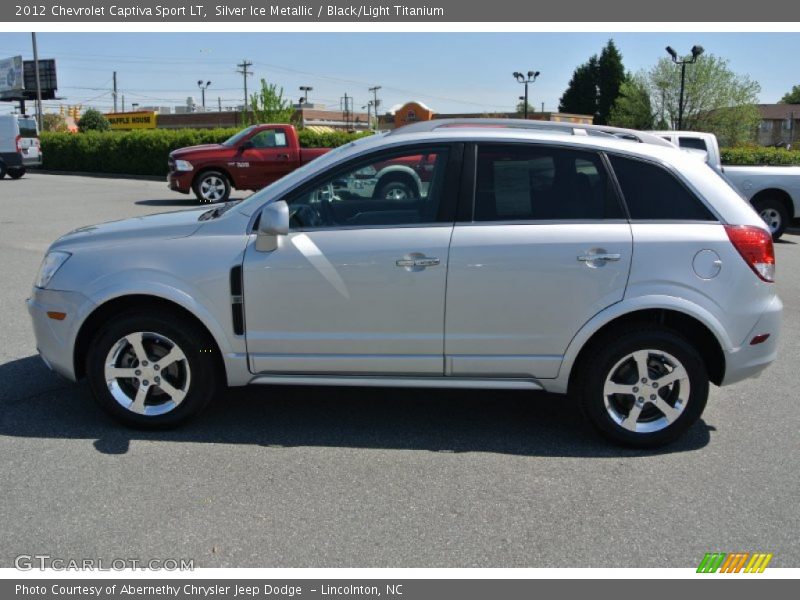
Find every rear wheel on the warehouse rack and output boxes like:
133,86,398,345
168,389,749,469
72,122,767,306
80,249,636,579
376,178,417,201
7,167,25,179
574,326,709,448
86,311,220,428
753,196,788,241
193,170,231,203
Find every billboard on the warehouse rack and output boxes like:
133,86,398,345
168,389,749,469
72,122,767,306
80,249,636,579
0,55,24,96
105,111,158,130
23,59,57,94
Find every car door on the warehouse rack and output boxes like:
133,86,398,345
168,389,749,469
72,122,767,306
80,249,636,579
242,143,461,375
240,128,299,189
445,143,633,379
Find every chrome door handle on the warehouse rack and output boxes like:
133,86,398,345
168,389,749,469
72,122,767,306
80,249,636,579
396,256,440,268
578,253,621,262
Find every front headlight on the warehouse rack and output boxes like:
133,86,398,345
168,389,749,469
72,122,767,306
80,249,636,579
35,251,71,289
174,159,194,172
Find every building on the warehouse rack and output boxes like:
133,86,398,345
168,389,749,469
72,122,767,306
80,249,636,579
756,104,800,147
154,107,370,131
380,101,593,129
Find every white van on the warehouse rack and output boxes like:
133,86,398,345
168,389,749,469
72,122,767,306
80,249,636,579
0,114,42,179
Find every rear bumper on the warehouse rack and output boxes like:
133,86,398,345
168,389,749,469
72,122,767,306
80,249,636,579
26,287,96,382
721,295,783,386
167,170,192,194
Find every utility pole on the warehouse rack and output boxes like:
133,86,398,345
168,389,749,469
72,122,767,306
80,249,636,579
236,59,253,111
31,33,43,130
122,94,125,112
218,96,222,112
363,101,373,130
369,85,381,128
341,93,352,130
112,71,118,113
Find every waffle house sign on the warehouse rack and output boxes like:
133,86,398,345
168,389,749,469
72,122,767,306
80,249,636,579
106,111,157,130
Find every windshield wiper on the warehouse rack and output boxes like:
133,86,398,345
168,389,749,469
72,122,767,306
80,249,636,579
198,200,240,221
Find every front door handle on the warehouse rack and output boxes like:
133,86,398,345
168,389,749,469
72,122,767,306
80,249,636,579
578,252,621,262
396,255,440,269
277,153,290,160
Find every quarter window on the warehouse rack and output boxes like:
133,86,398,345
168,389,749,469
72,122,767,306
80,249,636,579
286,148,450,229
474,145,622,221
609,155,716,221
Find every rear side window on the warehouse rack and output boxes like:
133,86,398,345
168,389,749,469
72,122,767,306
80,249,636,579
609,155,716,221
18,118,38,138
474,145,623,221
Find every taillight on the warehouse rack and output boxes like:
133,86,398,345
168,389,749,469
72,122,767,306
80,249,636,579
15,135,21,151
724,225,775,282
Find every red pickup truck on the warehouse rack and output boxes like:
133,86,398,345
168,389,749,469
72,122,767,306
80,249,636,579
167,124,330,203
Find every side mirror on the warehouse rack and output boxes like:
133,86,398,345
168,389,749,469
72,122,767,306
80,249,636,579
256,200,289,252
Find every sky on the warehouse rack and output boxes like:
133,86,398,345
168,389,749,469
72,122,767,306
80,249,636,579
0,32,798,116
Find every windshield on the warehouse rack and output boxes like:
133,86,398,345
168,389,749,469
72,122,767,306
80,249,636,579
18,118,38,138
221,126,257,147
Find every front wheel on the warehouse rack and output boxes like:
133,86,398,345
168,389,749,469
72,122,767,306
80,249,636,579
86,311,221,428
7,167,26,179
753,197,788,241
193,170,231,203
574,326,709,448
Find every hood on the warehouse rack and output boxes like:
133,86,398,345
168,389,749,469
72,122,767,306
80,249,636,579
170,143,226,157
50,207,210,251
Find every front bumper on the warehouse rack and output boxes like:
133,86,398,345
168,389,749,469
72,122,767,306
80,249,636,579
167,170,192,194
721,295,783,386
26,287,97,382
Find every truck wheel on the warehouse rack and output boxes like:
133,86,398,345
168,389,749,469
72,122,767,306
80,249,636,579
753,197,788,241
376,179,417,201
193,170,231,203
573,326,708,448
86,310,221,428
7,167,26,179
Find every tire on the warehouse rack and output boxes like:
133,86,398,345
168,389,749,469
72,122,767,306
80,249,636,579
86,310,221,428
192,170,231,204
753,196,788,241
573,326,709,448
7,167,25,179
376,178,417,201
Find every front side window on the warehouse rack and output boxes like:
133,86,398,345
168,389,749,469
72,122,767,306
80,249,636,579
609,154,716,221
250,129,288,148
286,147,450,229
474,145,622,221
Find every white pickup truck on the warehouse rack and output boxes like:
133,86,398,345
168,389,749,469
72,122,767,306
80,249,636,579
652,131,800,240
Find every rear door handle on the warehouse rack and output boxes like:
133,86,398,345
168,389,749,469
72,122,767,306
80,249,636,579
396,256,440,268
578,253,621,262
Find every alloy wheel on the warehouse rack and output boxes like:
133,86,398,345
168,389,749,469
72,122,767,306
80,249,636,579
104,331,191,416
199,175,226,202
602,349,690,434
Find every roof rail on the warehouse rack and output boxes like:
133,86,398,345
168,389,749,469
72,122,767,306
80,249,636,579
389,118,674,147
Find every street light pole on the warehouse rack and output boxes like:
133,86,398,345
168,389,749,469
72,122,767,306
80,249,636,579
513,71,540,119
666,45,704,130
197,80,211,110
299,85,313,106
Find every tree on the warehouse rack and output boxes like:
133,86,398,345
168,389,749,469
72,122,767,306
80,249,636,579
649,54,761,145
77,108,110,132
247,78,295,125
42,113,68,132
559,56,599,118
559,40,628,123
779,85,800,104
609,73,654,129
596,39,626,124
515,100,535,116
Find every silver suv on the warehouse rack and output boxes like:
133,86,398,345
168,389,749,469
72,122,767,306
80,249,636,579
27,120,782,447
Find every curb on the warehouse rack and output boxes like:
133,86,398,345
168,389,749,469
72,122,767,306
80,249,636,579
32,169,164,182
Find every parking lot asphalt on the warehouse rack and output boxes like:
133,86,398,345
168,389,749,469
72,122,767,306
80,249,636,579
1,172,798,568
